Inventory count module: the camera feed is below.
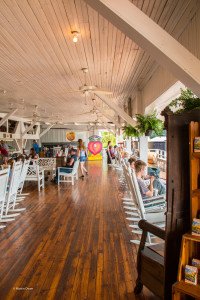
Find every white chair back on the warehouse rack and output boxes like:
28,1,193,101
131,170,146,217
25,161,44,191
0,167,10,218
18,159,30,194
5,161,22,214
36,158,56,170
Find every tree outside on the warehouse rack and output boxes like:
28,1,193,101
101,132,116,148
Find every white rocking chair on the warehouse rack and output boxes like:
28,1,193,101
58,160,79,185
0,167,14,228
3,161,25,218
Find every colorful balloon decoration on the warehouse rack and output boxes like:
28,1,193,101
88,135,103,161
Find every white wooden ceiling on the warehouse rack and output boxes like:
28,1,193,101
0,0,199,124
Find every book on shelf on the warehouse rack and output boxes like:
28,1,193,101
192,259,200,284
185,265,198,285
194,137,200,152
192,218,200,236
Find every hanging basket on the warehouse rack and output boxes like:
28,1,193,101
145,129,153,136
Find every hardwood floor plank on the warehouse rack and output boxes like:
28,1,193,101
0,161,156,299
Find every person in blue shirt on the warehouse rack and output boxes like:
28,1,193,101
33,140,39,154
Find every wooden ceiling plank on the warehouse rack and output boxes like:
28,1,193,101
77,0,98,86
84,0,200,96
15,0,76,92
110,31,126,95
0,27,55,103
27,0,76,94
38,0,81,90
115,37,136,97
40,0,83,91
98,15,109,89
88,7,102,87
171,0,200,38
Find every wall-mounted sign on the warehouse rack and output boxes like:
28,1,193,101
66,131,75,141
88,135,102,161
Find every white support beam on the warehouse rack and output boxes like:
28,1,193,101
0,109,18,127
85,0,200,96
22,122,37,137
39,124,55,138
95,92,136,127
96,106,121,128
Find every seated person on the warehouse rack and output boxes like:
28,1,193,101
135,160,166,198
128,156,137,170
54,149,78,183
29,148,39,160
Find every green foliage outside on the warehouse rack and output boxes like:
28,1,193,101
123,112,164,138
167,88,200,114
101,132,116,148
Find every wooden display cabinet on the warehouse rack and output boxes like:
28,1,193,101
173,121,200,299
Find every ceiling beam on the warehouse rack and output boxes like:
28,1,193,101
96,106,121,128
95,92,136,127
0,108,18,127
85,0,200,96
22,121,37,137
40,123,55,138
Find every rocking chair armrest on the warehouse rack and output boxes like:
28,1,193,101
138,219,166,240
143,194,166,202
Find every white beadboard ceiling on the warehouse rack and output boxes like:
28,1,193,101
0,0,199,123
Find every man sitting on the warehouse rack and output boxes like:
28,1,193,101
54,148,78,184
135,160,166,198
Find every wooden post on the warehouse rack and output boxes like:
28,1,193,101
139,135,148,164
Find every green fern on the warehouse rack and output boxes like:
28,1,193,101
167,88,200,114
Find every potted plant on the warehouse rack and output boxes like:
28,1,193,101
123,124,140,138
123,112,164,137
135,112,164,136
165,88,200,114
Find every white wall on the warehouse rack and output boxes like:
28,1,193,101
40,129,89,145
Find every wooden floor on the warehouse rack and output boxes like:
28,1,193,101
0,161,156,300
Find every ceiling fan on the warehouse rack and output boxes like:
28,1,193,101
22,105,52,122
65,68,112,96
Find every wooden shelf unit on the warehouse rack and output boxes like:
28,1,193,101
190,122,200,221
173,121,200,299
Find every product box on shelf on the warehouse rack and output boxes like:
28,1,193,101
185,265,198,285
194,137,200,152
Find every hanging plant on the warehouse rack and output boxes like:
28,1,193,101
123,112,164,137
166,88,200,114
123,124,140,138
135,112,164,136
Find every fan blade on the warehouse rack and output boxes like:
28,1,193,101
65,90,82,93
94,89,112,94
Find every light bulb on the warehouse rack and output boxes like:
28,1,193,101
73,34,78,43
71,31,79,43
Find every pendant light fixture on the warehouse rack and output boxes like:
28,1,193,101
71,31,79,43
